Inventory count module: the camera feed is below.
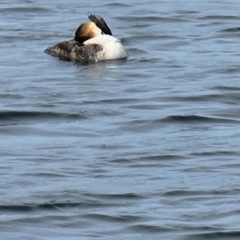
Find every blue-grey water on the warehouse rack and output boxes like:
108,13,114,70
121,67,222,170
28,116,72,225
1,0,240,239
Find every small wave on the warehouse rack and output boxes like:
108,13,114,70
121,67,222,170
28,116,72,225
0,7,52,13
191,150,240,157
165,92,237,112
162,189,240,197
182,231,240,240
115,15,188,23
199,15,240,20
162,91,240,104
128,224,173,233
175,10,200,15
162,114,240,124
122,34,181,45
82,213,142,223
110,154,186,169
127,47,148,56
212,85,240,91
84,192,144,200
162,94,221,102
103,3,130,7
127,114,239,128
0,93,24,100
220,27,240,32
22,172,67,178
0,200,112,212
119,114,240,133
111,154,184,164
0,110,87,121
82,97,137,105
215,66,240,74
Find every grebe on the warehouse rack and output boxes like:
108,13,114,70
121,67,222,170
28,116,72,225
44,14,128,64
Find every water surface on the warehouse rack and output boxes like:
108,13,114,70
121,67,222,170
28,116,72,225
1,0,240,239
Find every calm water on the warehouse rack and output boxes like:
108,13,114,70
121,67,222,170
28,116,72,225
1,0,240,239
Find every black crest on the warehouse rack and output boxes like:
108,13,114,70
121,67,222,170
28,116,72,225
88,14,113,36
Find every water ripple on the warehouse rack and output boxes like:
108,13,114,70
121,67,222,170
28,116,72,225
182,231,240,240
0,6,53,13
0,110,87,121
1,1,240,240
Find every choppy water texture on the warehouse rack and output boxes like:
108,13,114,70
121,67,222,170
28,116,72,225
1,0,240,239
